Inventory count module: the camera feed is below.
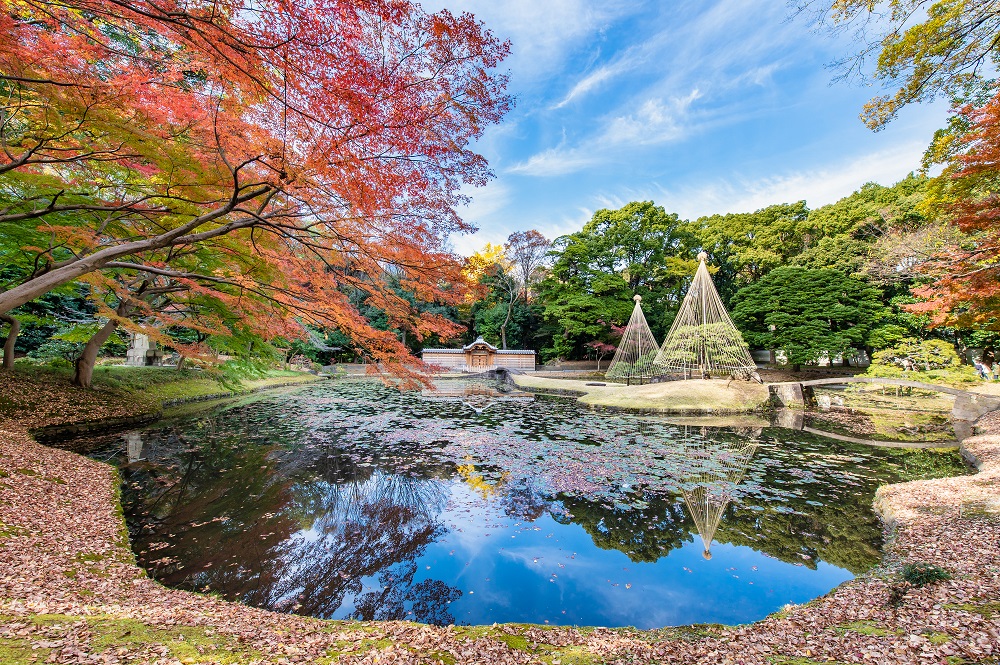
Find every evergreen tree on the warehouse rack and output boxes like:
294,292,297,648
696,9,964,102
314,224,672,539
731,267,886,370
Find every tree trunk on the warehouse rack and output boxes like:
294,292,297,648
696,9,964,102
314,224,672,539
74,297,135,389
0,313,20,370
176,355,186,371
73,317,122,388
501,293,515,350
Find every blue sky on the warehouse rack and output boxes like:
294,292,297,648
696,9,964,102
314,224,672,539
436,0,950,256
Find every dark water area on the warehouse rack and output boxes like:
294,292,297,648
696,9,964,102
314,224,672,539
77,379,968,629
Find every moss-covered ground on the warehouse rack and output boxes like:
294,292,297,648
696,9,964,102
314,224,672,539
0,364,323,433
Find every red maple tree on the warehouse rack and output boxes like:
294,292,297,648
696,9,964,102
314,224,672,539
0,0,511,380
910,87,1000,329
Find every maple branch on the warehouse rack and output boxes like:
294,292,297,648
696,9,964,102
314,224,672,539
105,262,235,285
0,74,89,88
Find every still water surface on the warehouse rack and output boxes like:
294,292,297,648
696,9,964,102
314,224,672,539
82,379,967,628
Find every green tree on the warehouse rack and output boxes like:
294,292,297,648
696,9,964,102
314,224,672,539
535,202,698,359
471,265,539,350
793,176,930,274
731,267,886,369
811,0,1000,128
692,202,811,302
861,337,980,385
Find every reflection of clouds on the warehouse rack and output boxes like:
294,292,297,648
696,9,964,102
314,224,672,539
110,380,893,628
440,482,510,568
440,417,768,563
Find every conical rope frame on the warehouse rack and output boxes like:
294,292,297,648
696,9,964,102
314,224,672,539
655,254,756,378
680,428,760,559
606,295,660,383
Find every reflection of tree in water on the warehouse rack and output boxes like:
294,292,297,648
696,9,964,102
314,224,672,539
119,424,299,608
499,476,551,522
96,383,967,626
271,452,460,624
557,492,693,563
550,423,762,564
119,419,462,625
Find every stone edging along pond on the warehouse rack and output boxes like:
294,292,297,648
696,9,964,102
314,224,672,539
0,383,998,664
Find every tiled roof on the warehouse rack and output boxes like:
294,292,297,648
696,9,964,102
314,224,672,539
463,336,498,352
421,348,534,355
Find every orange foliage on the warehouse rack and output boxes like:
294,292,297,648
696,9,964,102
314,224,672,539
910,88,1000,329
0,0,511,379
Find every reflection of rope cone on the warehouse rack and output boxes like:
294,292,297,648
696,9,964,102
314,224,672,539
680,437,759,558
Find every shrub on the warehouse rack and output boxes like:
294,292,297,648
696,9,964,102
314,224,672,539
867,325,910,350
872,338,961,370
28,339,82,364
901,562,952,587
863,338,980,387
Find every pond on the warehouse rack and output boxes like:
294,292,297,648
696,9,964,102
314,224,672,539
78,379,968,629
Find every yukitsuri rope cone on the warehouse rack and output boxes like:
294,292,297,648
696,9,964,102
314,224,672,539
679,427,760,560
605,294,660,385
655,252,757,378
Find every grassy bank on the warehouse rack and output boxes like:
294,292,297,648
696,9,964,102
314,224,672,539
0,364,324,433
512,374,771,413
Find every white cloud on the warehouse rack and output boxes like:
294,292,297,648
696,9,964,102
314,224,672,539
449,180,513,255
507,145,601,176
459,180,511,222
655,140,929,219
430,0,637,86
553,64,620,108
604,90,702,145
508,0,806,178
553,54,637,108
509,89,702,176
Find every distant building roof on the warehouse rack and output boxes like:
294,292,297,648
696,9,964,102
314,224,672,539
463,336,497,352
421,337,535,356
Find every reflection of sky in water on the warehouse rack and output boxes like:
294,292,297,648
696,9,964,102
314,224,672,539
80,380,967,629
355,480,851,627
